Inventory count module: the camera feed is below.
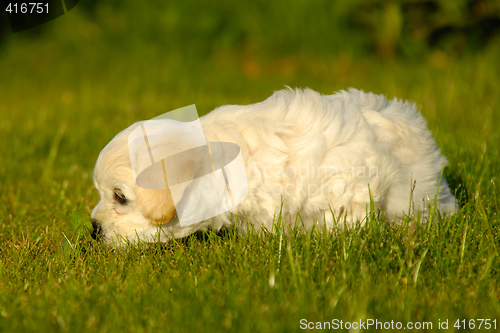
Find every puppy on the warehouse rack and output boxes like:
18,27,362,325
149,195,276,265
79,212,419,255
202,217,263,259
91,88,457,247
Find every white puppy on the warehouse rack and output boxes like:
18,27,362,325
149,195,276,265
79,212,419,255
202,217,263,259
91,88,457,247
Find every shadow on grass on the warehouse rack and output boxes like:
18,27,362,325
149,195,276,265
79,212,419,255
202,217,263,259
444,166,469,208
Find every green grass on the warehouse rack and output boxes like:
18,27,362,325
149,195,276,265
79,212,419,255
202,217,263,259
0,3,499,332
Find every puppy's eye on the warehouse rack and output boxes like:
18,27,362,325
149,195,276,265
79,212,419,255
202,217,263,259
114,189,127,205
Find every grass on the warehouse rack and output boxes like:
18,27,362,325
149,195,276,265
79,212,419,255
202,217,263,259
0,4,499,332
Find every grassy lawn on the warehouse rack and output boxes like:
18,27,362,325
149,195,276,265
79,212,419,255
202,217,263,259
0,3,499,332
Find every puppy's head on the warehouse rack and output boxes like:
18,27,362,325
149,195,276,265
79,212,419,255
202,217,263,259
91,122,199,247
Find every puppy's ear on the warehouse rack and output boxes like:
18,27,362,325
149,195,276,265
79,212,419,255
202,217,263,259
136,186,177,225
136,155,198,225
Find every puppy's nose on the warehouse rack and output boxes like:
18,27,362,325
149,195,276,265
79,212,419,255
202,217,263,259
91,218,103,240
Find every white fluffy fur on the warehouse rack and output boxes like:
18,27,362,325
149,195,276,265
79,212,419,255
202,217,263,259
91,88,457,247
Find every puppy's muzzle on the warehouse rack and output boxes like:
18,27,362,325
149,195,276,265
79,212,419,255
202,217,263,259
91,218,103,240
